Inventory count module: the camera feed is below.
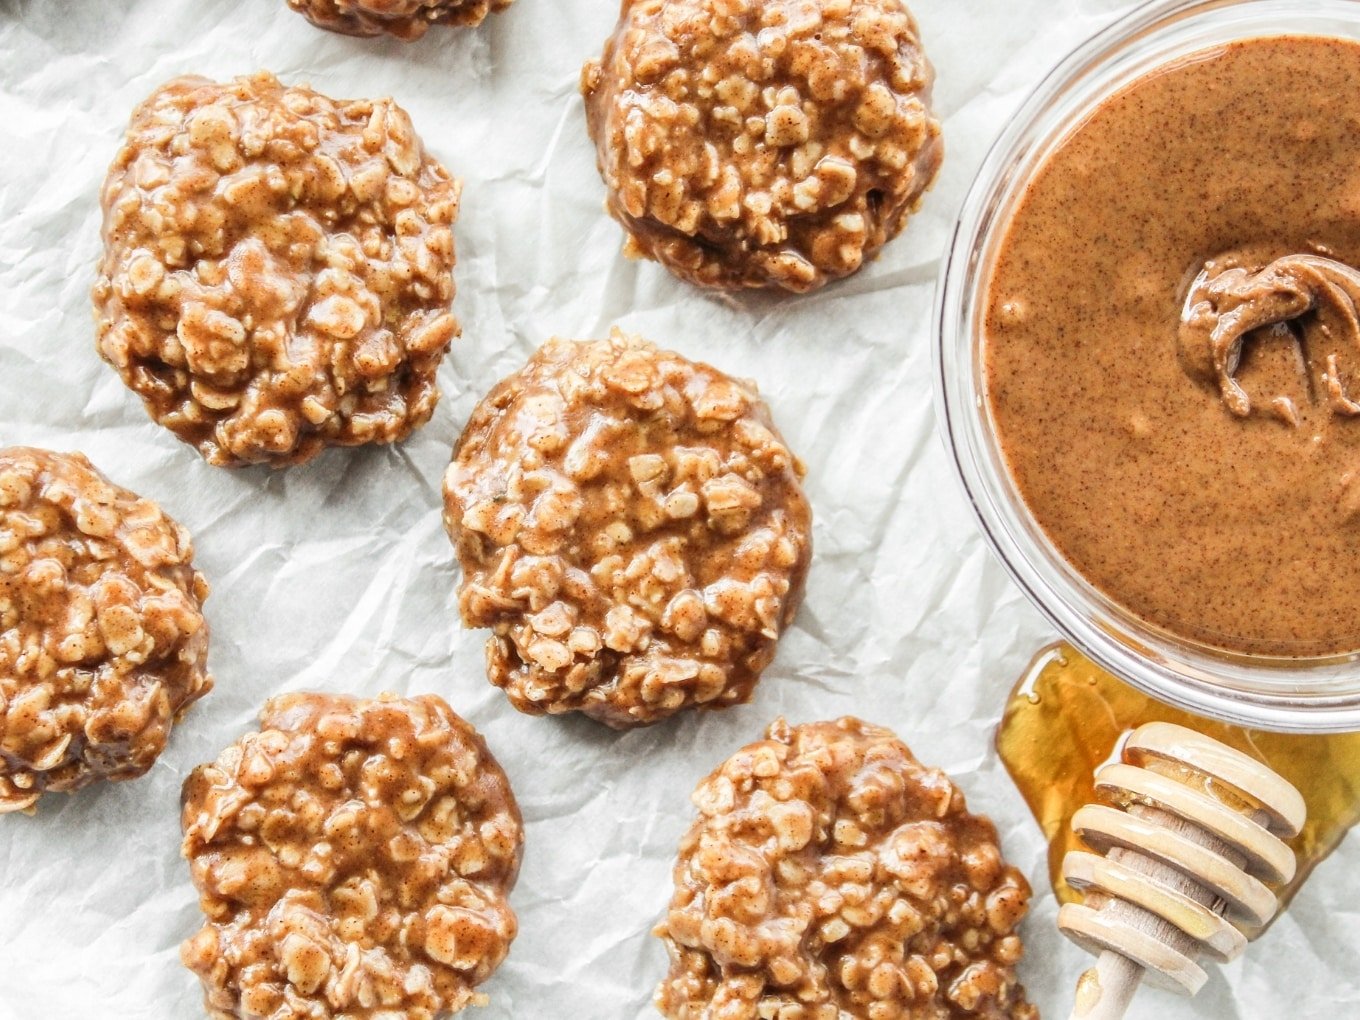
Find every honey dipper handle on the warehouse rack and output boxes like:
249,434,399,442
1068,951,1143,1020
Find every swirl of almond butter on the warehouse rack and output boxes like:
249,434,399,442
1179,253,1360,426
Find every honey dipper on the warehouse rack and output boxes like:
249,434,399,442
1058,721,1306,1020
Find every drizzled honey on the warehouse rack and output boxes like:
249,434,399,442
997,642,1360,922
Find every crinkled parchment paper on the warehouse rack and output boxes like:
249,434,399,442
1,0,1357,1016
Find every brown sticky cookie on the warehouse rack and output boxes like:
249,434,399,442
94,72,461,468
582,0,943,293
0,447,211,814
656,718,1038,1020
287,0,514,40
180,692,523,1020
442,329,812,729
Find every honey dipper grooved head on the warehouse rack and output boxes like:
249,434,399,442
1058,722,1305,1003
1123,722,1305,837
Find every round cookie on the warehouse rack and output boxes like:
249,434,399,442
582,0,943,293
442,330,812,729
94,72,461,468
0,447,211,813
181,692,522,1020
655,718,1037,1020
287,0,513,39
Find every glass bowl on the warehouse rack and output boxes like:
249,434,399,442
934,0,1360,733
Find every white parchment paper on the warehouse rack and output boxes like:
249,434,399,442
1,0,1357,1016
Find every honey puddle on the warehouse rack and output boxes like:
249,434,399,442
997,642,1360,925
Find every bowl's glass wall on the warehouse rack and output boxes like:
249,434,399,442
935,0,1360,732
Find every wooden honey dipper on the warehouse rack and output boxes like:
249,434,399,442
1058,721,1306,1020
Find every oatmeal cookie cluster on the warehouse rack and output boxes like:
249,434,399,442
656,718,1037,1020
180,692,523,1020
94,72,461,468
288,0,514,40
582,0,943,292
443,330,812,728
0,447,211,813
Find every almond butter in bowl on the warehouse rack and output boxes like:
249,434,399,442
656,718,1037,1020
180,692,522,1020
0,446,211,814
93,72,461,468
442,330,812,729
287,0,514,40
581,0,943,293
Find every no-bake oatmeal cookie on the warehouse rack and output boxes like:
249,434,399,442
656,718,1037,1020
94,72,461,468
443,330,812,729
0,447,211,813
582,0,943,292
181,692,522,1020
288,0,514,40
